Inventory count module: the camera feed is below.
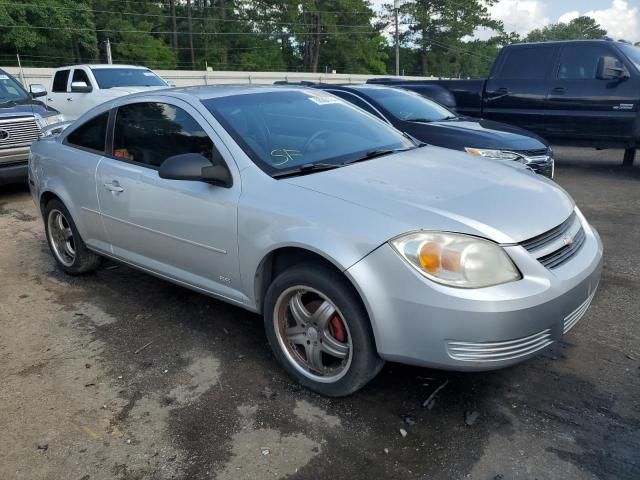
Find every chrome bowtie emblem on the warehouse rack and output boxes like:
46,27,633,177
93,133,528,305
562,235,574,247
0,129,9,141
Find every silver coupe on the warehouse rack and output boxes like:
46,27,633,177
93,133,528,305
28,85,603,396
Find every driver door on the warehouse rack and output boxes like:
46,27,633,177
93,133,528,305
96,99,243,301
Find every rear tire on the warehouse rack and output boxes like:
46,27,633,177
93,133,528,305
264,263,384,397
623,148,636,167
44,199,101,275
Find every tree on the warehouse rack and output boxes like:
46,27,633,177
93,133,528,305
392,0,502,76
525,16,606,42
0,0,97,66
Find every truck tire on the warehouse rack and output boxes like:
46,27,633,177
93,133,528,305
623,148,636,167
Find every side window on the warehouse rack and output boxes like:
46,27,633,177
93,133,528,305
52,70,70,92
66,111,109,153
328,91,382,119
497,46,555,80
113,102,216,168
72,69,91,86
557,45,622,79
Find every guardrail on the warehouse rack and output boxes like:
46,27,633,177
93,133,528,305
1,66,435,87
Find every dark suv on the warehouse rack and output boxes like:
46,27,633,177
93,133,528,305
0,68,64,185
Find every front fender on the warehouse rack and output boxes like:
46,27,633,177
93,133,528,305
236,167,409,309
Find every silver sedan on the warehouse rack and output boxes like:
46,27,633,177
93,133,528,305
28,85,603,396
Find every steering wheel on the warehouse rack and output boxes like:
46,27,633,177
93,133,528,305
303,130,332,153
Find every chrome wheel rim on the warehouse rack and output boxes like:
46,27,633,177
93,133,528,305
273,286,353,383
47,209,75,267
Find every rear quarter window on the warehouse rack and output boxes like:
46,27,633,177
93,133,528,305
65,111,109,153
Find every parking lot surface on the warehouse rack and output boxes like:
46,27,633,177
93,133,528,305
1,147,639,480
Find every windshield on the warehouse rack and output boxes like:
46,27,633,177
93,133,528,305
619,44,640,72
203,90,413,174
358,87,455,122
91,68,167,89
0,71,29,101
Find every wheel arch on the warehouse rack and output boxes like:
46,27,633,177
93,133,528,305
253,245,381,353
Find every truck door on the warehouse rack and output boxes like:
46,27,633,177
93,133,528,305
46,69,71,115
545,43,637,144
65,68,95,120
483,45,557,135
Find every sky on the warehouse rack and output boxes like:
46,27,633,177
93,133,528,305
373,0,640,43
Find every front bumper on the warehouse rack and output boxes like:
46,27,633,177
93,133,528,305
0,145,30,185
346,221,603,371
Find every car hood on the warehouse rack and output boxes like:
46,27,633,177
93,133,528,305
284,146,573,244
0,97,59,117
403,118,547,151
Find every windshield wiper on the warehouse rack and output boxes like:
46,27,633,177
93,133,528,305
271,162,344,179
343,147,414,166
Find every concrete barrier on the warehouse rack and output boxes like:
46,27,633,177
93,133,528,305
1,66,434,88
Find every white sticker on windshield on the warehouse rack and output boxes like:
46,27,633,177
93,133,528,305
309,95,340,105
143,72,155,76
0,75,9,80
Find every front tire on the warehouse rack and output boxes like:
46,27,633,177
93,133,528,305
44,199,101,275
264,263,383,397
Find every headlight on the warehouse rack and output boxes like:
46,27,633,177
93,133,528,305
465,148,519,161
390,232,521,288
36,113,65,128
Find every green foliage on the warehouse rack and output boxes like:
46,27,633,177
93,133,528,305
0,1,613,77
525,17,607,42
0,0,97,65
395,0,503,76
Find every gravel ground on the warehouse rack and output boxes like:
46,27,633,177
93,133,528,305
1,147,639,480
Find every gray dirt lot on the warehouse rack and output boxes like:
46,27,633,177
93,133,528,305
1,147,639,480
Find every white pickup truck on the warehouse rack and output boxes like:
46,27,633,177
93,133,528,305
45,64,171,120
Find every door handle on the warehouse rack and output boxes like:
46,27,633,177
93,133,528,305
495,87,509,94
47,97,52,102
551,87,566,95
66,97,73,101
104,181,124,193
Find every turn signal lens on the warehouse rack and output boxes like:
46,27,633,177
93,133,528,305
418,242,441,273
390,232,521,288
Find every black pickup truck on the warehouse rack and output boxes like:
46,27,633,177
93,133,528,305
370,40,640,166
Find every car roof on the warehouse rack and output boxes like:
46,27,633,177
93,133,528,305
316,83,414,95
510,39,627,48
54,64,152,70
167,84,322,100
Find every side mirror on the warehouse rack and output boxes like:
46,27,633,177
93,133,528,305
29,84,47,98
159,153,233,187
166,81,177,87
596,56,629,80
70,81,92,93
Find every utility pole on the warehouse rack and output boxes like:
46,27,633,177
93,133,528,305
16,52,26,87
394,0,400,76
105,38,113,64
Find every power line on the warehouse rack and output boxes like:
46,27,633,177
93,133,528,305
0,2,381,30
0,23,380,36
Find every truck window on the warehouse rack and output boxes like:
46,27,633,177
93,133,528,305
52,70,70,92
557,45,622,79
496,46,555,80
72,69,91,86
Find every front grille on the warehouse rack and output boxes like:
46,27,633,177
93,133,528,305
538,227,586,268
520,212,585,269
514,148,548,158
447,329,553,362
564,285,598,334
0,116,41,149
